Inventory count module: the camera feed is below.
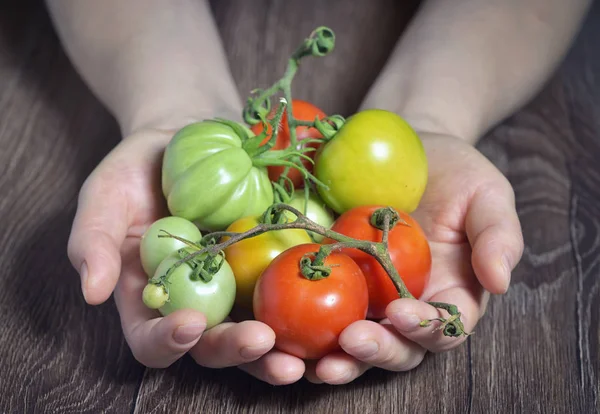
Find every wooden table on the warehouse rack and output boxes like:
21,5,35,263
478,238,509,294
1,1,598,413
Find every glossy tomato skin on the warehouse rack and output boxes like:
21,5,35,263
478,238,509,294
139,216,202,277
284,190,335,242
162,120,274,231
324,206,431,320
253,243,368,360
314,109,428,214
251,100,326,188
223,216,312,310
154,249,236,329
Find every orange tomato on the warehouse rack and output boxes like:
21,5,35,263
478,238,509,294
251,99,326,188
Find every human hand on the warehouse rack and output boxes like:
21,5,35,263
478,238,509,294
67,128,306,385
304,132,524,384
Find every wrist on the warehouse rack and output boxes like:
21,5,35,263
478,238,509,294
360,94,481,146
119,99,243,138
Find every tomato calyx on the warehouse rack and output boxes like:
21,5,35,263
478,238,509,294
313,115,346,141
299,253,333,280
370,207,409,233
182,250,226,283
420,303,471,338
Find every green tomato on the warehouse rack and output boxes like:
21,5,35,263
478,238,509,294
285,190,334,242
314,109,428,214
140,216,202,277
153,249,236,329
142,284,169,309
162,120,274,231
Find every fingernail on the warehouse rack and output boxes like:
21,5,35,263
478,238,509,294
80,261,89,300
347,340,379,359
389,312,422,332
173,323,205,345
240,342,272,359
500,254,512,292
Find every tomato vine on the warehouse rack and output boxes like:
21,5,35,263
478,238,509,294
148,204,470,338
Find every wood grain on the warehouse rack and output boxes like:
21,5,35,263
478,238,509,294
0,1,143,413
0,0,598,413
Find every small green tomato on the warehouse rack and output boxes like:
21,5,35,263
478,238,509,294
142,283,169,309
153,249,236,329
140,216,202,277
285,190,335,241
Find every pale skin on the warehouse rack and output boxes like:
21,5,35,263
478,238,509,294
47,0,591,385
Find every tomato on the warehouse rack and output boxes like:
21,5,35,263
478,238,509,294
142,283,169,309
324,205,431,319
314,109,428,214
253,243,368,359
140,216,202,277
152,248,236,329
284,190,335,242
162,120,274,231
251,99,326,188
222,216,312,310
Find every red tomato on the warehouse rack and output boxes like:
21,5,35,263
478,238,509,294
324,206,431,320
251,99,326,188
253,243,368,359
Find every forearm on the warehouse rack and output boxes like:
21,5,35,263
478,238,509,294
46,0,241,136
361,0,591,144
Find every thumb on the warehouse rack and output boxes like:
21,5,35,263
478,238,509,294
466,183,524,294
68,175,128,304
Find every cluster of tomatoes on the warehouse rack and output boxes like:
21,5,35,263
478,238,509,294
140,99,432,359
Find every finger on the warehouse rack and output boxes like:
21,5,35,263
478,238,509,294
124,309,207,368
466,185,524,294
114,238,207,368
189,321,275,368
339,320,426,371
68,175,128,304
238,350,305,386
310,352,370,385
386,286,484,353
303,360,324,384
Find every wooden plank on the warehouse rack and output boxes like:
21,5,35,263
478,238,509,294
210,0,420,116
0,2,144,413
472,80,583,414
0,0,597,412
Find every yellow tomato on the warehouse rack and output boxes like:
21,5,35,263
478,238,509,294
223,216,312,309
314,109,428,214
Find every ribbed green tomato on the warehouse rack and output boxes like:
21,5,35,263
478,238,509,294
162,120,274,231
314,109,428,214
140,216,202,277
153,249,236,329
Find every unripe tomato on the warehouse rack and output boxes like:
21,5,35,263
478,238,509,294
284,190,335,242
315,109,428,214
162,120,274,231
139,216,202,277
153,249,236,329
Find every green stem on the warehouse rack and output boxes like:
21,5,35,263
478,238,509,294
242,27,337,188
293,120,315,128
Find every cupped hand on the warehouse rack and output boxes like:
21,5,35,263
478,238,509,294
67,128,305,385
305,133,524,384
